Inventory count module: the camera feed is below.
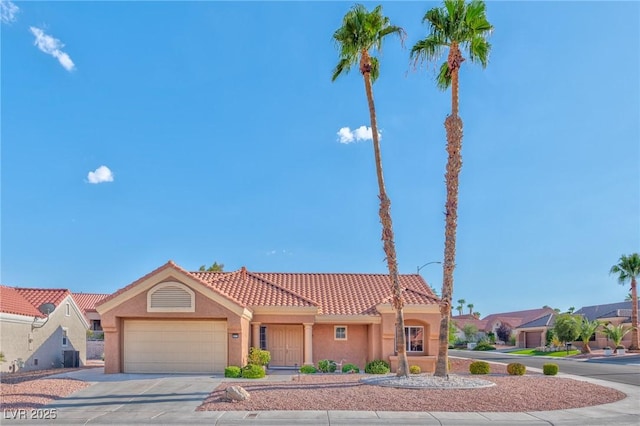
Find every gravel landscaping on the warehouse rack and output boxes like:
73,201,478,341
198,358,627,412
1,369,90,410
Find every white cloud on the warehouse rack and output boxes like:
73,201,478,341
0,1,19,24
29,26,76,71
336,125,381,144
87,166,114,184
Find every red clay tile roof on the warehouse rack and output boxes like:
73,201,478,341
247,271,437,315
98,261,439,316
72,293,111,313
14,288,71,313
194,271,318,309
452,317,488,330
0,285,44,317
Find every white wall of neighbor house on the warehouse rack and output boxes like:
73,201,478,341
0,296,88,372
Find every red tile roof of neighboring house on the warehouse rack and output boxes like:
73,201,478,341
13,288,71,313
97,261,439,316
452,316,488,331
72,293,111,313
0,285,44,317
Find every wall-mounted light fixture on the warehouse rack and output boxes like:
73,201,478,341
231,333,239,339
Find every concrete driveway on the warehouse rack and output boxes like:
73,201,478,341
44,368,226,424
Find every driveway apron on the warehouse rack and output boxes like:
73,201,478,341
43,368,224,424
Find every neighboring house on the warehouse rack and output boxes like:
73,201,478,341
72,293,110,334
0,285,89,372
96,261,440,374
514,313,556,348
451,315,487,342
575,301,640,349
483,307,556,345
72,293,110,360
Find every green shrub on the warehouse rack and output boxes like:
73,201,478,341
318,359,337,373
409,365,421,374
543,363,559,376
342,363,359,373
247,347,271,366
506,363,526,376
473,342,497,351
365,359,390,374
300,365,317,374
469,361,490,374
241,364,265,379
224,366,242,378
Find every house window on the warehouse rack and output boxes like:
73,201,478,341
334,326,347,341
65,303,70,316
260,326,267,350
405,326,424,352
62,329,68,347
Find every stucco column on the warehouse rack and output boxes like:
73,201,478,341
251,322,261,348
303,323,313,365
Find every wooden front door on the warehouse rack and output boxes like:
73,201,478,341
268,325,303,367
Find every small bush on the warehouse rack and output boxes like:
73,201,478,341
469,360,490,374
247,347,271,366
409,365,421,374
473,342,497,351
300,365,317,374
318,359,337,373
365,359,390,374
543,363,559,376
224,366,242,378
241,364,265,379
506,363,526,376
342,363,359,373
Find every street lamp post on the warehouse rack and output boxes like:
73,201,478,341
417,261,441,274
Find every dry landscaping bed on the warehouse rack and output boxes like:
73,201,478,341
198,358,626,412
1,368,90,410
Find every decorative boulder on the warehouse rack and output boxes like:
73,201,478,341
225,385,250,402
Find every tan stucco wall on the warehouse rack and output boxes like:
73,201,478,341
0,296,87,372
312,324,368,369
100,280,245,373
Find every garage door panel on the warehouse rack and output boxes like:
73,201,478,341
124,320,227,373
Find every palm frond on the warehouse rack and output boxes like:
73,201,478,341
332,57,354,82
436,61,451,90
469,36,491,68
370,56,380,83
410,33,448,64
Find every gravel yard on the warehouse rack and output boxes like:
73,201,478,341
198,359,627,412
1,369,90,410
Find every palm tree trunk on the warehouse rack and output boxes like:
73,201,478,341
631,276,639,350
360,51,409,377
435,44,464,377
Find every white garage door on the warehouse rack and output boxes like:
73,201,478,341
124,320,227,373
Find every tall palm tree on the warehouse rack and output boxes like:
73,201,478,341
467,303,474,315
456,298,466,315
610,253,640,350
410,0,493,377
332,4,409,376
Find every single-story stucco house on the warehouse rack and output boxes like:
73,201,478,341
0,285,89,372
96,261,440,374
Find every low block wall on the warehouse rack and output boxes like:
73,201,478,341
87,340,104,360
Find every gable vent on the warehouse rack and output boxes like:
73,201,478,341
147,282,195,312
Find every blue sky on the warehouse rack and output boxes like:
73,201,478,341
1,1,638,316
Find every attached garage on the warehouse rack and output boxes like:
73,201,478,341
518,330,543,348
123,320,227,373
